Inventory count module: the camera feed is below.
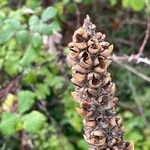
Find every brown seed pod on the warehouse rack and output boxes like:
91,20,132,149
67,53,78,66
94,56,105,66
100,41,110,48
76,107,92,118
94,57,110,73
83,119,96,127
102,73,111,85
73,27,88,49
71,78,82,87
94,32,102,40
72,72,86,82
101,34,106,41
100,44,114,57
74,42,87,49
89,75,102,88
84,135,106,146
80,52,93,68
71,91,87,103
127,141,134,150
105,82,116,95
73,27,89,40
87,72,99,80
88,38,102,54
110,82,116,95
72,64,87,74
112,146,119,150
116,116,122,126
110,117,117,127
87,88,98,96
68,42,80,53
109,138,117,147
107,99,116,109
91,130,104,137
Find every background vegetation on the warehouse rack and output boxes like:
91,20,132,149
0,0,150,150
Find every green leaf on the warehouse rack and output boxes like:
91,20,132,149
20,45,38,65
4,59,21,76
32,33,42,48
35,83,50,99
22,111,46,133
41,6,57,22
109,0,118,6
16,30,30,46
0,30,14,44
5,18,21,30
36,23,52,35
18,90,36,113
49,21,61,33
63,0,70,5
29,15,39,27
74,0,82,3
122,0,130,8
0,112,20,135
130,0,145,11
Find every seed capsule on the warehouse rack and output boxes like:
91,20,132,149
72,72,86,82
71,92,81,102
76,107,92,118
127,141,134,150
91,130,104,137
73,27,88,40
113,146,119,150
89,75,102,88
110,117,117,127
95,32,102,40
73,28,88,49
67,53,78,66
100,44,114,57
72,64,87,74
88,38,101,54
87,72,99,80
68,42,80,53
84,135,106,146
71,78,82,87
83,119,96,127
109,138,116,146
80,56,92,68
87,88,97,96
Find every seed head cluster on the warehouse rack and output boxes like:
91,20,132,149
68,15,134,150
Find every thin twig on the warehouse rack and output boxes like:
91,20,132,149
75,4,80,28
118,101,140,115
114,61,150,83
112,16,150,65
128,73,148,126
0,75,21,102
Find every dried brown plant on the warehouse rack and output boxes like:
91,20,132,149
68,15,134,150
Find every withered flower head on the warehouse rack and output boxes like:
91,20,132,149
68,15,134,150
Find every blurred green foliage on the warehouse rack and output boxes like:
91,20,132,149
0,0,150,150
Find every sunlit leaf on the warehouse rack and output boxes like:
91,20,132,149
22,111,46,133
20,45,38,65
18,90,36,113
41,6,57,22
0,112,20,135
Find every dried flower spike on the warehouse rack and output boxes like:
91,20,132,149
68,15,134,150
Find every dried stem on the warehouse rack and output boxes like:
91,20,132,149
112,16,150,65
68,15,134,150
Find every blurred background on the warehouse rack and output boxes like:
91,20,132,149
0,0,150,150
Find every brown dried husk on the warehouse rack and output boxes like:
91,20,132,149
68,15,134,150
